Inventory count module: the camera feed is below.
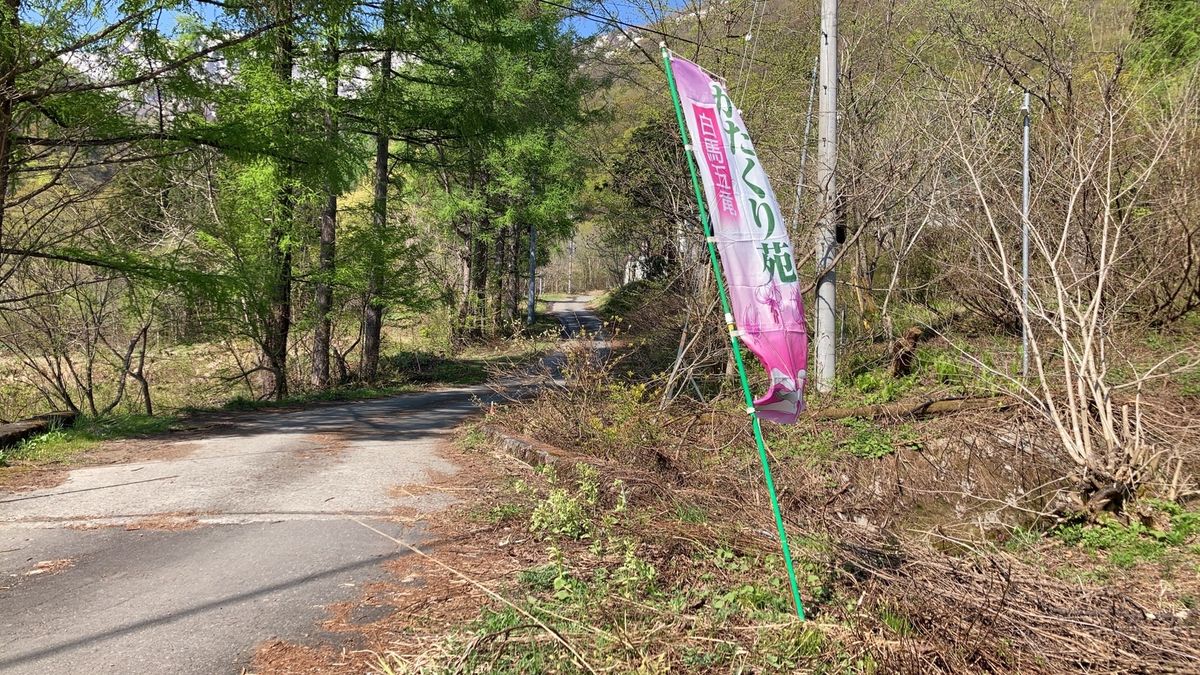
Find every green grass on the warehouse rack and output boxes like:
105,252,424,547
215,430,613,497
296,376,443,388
773,429,838,462
522,309,562,336
841,371,915,405
1176,369,1200,398
484,503,524,523
839,418,918,459
518,564,560,591
675,502,708,524
453,608,571,673
1055,501,1200,568
1003,526,1044,552
0,414,179,466
384,350,491,386
459,426,489,451
879,606,915,637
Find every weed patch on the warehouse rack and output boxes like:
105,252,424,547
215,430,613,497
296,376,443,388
1054,501,1200,568
848,371,915,405
458,426,488,451
675,502,707,523
839,418,917,459
483,503,524,523
530,489,592,539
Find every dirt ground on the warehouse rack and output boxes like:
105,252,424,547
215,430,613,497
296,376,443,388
0,437,202,493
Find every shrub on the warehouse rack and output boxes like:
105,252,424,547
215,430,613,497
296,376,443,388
530,489,591,539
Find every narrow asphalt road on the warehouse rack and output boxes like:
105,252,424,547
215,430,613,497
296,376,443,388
546,296,603,339
0,297,597,674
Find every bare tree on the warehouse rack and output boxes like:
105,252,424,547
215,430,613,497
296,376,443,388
946,68,1199,510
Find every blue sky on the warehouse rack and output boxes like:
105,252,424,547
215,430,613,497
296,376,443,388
559,0,683,39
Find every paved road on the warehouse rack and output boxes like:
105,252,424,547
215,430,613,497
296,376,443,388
543,295,607,374
0,298,596,674
546,296,603,339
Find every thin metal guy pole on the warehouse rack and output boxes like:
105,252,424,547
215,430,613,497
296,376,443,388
1021,92,1031,379
660,43,805,621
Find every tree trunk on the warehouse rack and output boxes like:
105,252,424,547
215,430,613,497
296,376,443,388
0,0,20,243
131,325,153,416
853,240,877,333
455,239,472,342
263,203,294,401
265,0,296,401
313,195,336,386
312,36,338,388
360,33,391,382
508,223,522,321
469,228,489,337
492,224,508,329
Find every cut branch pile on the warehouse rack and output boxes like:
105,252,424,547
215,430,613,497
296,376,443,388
836,535,1200,673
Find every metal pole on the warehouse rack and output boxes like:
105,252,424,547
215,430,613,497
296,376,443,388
814,0,838,392
661,43,806,621
790,56,819,231
526,222,537,325
1020,92,1031,379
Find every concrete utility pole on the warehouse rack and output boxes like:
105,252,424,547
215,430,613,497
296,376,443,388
814,0,838,392
1020,91,1031,379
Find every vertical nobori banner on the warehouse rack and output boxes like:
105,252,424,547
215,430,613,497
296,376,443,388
667,55,808,423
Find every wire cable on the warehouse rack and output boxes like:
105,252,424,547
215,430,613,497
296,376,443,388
735,0,764,100
535,0,782,69
743,0,769,98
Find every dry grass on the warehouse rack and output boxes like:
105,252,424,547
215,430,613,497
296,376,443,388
246,418,1200,673
466,343,1200,672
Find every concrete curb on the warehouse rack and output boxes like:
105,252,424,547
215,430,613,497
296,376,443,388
481,424,573,469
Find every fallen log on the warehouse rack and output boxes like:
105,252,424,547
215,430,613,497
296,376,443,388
810,396,1014,421
0,411,78,449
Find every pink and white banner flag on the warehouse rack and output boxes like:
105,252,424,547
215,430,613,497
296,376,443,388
668,54,808,423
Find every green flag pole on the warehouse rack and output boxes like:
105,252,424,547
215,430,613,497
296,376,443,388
660,43,805,621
